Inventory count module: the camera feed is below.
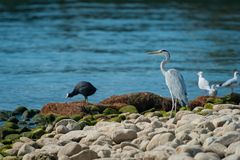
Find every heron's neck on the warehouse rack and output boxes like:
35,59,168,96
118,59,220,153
160,52,170,75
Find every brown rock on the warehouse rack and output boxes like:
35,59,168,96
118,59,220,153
189,96,210,109
41,101,90,116
100,92,172,112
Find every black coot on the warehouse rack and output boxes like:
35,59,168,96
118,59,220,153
66,81,97,102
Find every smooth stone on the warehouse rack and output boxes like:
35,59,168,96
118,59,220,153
168,153,194,160
17,144,35,156
58,142,82,157
36,137,58,146
70,149,99,160
213,104,240,111
223,154,240,160
59,130,88,142
134,115,151,123
175,110,193,121
225,141,240,155
92,135,113,146
212,115,232,128
214,131,240,146
146,133,175,151
176,145,203,157
194,152,220,160
111,129,137,144
56,125,69,134
203,143,226,158
197,121,215,131
41,144,62,154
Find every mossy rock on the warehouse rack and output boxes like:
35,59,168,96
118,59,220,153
159,110,171,117
3,122,19,130
119,105,138,114
118,114,126,121
141,108,155,114
207,98,225,104
44,114,56,124
31,114,46,125
81,115,94,121
0,139,14,145
7,116,19,124
0,144,12,156
179,106,191,111
53,116,69,124
4,134,20,141
93,114,105,119
70,114,84,121
17,127,30,133
103,108,119,115
153,111,162,117
21,132,32,138
109,117,121,122
12,106,28,116
193,107,203,113
0,111,10,121
0,127,19,140
1,156,18,160
22,109,40,120
31,128,45,139
204,103,213,109
106,114,118,118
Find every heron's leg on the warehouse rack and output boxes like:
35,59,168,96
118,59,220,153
169,91,174,118
174,99,177,114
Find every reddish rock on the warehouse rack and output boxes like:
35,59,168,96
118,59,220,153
189,96,210,109
100,92,172,112
41,101,89,116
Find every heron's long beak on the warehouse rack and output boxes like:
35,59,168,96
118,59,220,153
146,50,161,55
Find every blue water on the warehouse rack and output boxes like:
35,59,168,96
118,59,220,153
0,1,240,110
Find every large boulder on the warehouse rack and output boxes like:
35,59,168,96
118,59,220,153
100,92,172,112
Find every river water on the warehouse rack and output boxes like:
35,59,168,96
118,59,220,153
0,0,239,109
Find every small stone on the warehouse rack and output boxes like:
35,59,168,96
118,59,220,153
212,115,232,128
225,141,240,156
223,154,240,160
169,153,194,160
204,143,226,158
134,115,151,123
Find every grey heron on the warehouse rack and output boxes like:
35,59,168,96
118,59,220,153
147,49,188,117
219,71,239,93
66,81,97,102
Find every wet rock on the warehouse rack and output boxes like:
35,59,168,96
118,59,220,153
7,116,19,124
22,109,39,120
12,106,28,115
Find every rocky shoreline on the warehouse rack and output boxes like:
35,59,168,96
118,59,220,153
0,92,240,160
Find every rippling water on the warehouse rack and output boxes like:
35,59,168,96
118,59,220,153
0,0,240,109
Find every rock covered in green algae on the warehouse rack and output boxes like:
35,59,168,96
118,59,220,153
119,105,138,113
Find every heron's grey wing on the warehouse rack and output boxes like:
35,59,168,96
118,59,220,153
165,69,188,105
221,78,238,87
